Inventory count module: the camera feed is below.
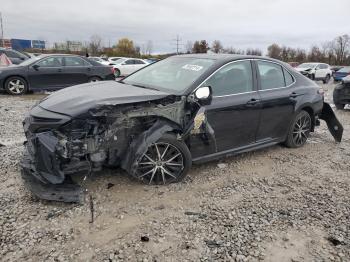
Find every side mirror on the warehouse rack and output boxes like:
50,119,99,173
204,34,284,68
194,86,212,105
32,64,40,70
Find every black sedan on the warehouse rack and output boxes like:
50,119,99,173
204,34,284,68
0,54,115,95
333,75,350,109
21,54,343,202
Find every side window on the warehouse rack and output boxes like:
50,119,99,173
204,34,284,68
36,57,63,67
65,57,87,66
202,60,253,96
124,59,135,65
5,50,21,58
257,61,285,90
283,68,294,86
134,60,145,64
320,64,328,69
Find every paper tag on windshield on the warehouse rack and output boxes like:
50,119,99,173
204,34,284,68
182,64,203,71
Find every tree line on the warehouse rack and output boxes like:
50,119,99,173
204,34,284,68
186,34,350,65
45,34,350,65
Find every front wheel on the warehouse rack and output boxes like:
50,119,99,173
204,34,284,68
5,76,28,95
284,110,312,148
88,76,101,82
132,134,192,185
114,69,121,78
335,103,345,110
323,74,330,84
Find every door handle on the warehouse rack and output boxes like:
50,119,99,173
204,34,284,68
246,98,260,106
57,68,62,72
87,67,91,71
289,92,302,98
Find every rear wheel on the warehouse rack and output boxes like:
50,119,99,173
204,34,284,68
114,69,121,78
285,110,312,148
335,103,345,110
132,134,192,185
88,76,101,82
323,74,330,84
5,76,28,95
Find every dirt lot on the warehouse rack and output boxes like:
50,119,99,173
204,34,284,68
0,82,349,262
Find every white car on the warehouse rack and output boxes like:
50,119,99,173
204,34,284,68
88,57,111,66
295,63,332,83
108,57,124,63
111,58,149,77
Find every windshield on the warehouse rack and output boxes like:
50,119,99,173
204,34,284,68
338,67,350,73
123,57,215,92
298,63,317,68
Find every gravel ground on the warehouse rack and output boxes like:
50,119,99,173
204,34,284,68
0,82,349,262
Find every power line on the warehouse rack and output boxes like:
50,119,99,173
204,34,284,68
171,35,182,54
0,12,4,47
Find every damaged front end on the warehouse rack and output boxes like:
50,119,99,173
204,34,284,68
21,95,191,203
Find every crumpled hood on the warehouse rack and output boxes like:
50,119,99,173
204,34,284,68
296,67,312,72
39,81,171,117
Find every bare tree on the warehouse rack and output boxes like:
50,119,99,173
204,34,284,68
246,48,262,56
212,40,223,53
332,34,350,65
223,47,244,54
267,43,282,59
145,40,153,55
185,41,193,54
89,34,102,56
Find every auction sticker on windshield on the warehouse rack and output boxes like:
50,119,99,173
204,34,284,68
182,64,203,71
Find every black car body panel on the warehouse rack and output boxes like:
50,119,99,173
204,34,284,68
20,54,343,202
333,76,350,107
0,55,115,92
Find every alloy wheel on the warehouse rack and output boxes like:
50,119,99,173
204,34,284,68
135,142,184,184
8,79,25,94
292,114,311,146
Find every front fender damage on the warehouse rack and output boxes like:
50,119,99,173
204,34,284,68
20,96,204,203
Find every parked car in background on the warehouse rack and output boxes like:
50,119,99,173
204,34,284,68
0,48,29,64
108,57,124,63
330,66,343,77
288,62,299,68
88,56,111,66
20,54,343,202
333,66,350,82
333,75,350,109
0,54,115,95
295,63,332,83
111,58,149,77
145,58,160,64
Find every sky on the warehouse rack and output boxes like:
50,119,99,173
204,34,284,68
1,0,349,54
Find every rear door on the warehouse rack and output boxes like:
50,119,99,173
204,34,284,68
28,56,65,89
254,60,296,141
62,56,90,86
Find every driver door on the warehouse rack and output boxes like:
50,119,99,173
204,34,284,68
190,60,261,158
28,56,65,89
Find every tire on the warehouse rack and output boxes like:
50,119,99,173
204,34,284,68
88,76,101,82
323,74,330,84
132,133,192,185
114,69,121,78
4,76,28,95
335,103,345,110
284,110,312,148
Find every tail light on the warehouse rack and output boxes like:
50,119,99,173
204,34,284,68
318,88,325,96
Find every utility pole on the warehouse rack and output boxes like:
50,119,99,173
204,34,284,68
171,35,182,54
0,12,4,47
